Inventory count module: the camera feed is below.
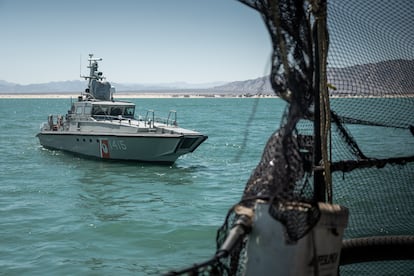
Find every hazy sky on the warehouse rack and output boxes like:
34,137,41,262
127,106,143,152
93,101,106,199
0,0,272,85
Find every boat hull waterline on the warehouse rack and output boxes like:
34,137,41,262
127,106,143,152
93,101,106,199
37,132,207,163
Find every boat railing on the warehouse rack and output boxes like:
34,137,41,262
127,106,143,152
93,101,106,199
46,114,66,131
92,114,132,122
145,110,155,128
167,110,178,126
145,110,178,127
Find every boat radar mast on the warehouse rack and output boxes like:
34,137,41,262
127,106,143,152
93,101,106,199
80,54,113,101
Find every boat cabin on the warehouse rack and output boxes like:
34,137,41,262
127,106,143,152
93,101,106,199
69,100,136,120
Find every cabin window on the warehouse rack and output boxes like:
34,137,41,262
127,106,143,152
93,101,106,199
84,106,92,115
92,106,108,116
76,106,83,115
124,107,135,118
110,107,123,116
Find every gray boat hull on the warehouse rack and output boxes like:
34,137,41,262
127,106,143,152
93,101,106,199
37,131,207,163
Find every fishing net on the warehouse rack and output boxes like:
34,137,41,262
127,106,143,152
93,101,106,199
167,0,413,275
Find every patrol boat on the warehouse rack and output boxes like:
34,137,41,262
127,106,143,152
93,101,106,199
37,54,207,163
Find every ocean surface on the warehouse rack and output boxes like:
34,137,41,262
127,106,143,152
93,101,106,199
0,98,413,275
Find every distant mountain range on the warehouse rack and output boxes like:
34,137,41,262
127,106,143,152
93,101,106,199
1,59,412,95
212,59,414,96
211,76,272,94
327,59,414,95
0,80,227,94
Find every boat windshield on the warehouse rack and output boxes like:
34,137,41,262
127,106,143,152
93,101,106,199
91,105,135,119
124,107,135,118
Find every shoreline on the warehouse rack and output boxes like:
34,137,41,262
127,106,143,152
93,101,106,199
0,93,277,99
0,93,412,99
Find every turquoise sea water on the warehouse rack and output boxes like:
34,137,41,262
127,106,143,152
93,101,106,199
0,98,413,275
0,98,284,275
